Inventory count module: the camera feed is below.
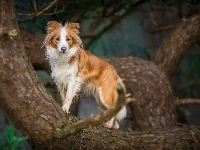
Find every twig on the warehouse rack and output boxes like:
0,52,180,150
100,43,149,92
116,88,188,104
175,98,200,106
54,83,134,139
18,0,60,23
33,0,37,12
143,24,175,34
154,24,175,32
44,0,65,16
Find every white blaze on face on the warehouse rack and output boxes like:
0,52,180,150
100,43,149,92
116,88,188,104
57,26,69,53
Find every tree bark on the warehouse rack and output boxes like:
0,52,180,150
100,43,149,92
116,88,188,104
20,28,50,72
54,125,200,150
153,13,200,78
0,0,69,147
105,57,176,130
0,0,200,149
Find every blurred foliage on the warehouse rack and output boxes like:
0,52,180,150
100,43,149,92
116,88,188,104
15,0,136,33
0,125,28,150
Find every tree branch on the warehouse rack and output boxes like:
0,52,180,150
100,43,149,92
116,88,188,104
175,98,200,106
18,0,61,23
153,12,200,78
52,125,200,149
147,24,175,33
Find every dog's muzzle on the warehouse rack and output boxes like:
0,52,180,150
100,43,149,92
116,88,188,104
61,47,67,53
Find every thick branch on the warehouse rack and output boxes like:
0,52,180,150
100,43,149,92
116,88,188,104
153,13,200,78
52,125,200,150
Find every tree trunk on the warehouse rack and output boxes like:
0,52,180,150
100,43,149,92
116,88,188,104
0,0,200,149
153,13,200,78
0,0,69,147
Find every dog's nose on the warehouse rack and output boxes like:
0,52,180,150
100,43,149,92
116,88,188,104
61,47,67,53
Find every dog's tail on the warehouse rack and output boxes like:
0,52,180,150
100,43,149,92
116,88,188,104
116,106,127,121
116,78,127,121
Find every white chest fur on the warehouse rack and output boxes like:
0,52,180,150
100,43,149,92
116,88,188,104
51,60,78,89
46,48,79,90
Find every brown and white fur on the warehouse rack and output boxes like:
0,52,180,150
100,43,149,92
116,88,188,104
44,21,126,129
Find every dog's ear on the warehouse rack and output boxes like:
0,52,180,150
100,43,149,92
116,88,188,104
46,21,61,33
66,23,80,34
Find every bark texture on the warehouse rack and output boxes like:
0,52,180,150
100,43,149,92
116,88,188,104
105,57,176,130
0,0,69,147
56,125,200,150
20,28,50,72
153,13,200,78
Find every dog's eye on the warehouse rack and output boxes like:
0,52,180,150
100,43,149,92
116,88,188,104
56,37,60,41
66,38,70,41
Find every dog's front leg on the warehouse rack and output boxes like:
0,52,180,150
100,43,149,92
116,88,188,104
62,78,82,114
60,87,66,102
62,80,75,114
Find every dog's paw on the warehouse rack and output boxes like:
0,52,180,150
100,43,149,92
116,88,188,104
113,120,119,129
62,104,70,114
104,119,119,129
104,120,114,129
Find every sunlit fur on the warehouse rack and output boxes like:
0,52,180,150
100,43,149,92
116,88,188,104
44,21,126,129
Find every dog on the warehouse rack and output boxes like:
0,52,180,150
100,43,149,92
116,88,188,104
44,21,126,129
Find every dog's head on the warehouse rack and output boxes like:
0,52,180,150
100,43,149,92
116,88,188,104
45,21,82,54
